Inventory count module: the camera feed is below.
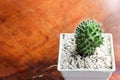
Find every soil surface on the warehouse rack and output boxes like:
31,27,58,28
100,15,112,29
60,34,112,69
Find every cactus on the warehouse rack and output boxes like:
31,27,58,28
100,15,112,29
75,19,104,57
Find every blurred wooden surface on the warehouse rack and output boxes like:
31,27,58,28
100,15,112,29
0,0,120,80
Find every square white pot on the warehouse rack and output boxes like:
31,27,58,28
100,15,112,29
57,33,115,80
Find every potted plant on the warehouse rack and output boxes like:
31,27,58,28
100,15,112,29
57,19,115,80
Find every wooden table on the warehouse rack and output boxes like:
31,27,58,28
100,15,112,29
0,0,120,80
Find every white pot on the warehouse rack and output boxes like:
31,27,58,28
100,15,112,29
57,33,115,80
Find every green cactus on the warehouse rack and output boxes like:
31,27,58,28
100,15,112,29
75,19,104,57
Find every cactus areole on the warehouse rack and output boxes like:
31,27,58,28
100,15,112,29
75,20,104,57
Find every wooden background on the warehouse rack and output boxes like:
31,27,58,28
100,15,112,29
0,0,120,80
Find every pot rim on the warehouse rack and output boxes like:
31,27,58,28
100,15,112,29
57,33,116,72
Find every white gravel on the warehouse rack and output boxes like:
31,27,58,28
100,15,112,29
60,34,112,69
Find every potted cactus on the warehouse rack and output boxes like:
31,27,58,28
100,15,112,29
57,19,115,80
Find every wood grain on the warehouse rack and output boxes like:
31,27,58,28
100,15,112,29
0,0,120,80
